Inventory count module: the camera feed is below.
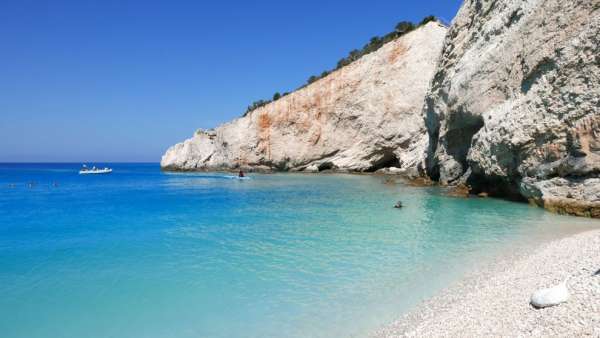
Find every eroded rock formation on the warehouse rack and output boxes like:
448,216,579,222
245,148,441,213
425,0,600,216
161,22,447,174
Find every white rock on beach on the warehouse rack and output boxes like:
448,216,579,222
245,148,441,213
530,281,570,308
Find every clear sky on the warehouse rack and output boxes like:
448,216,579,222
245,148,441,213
0,0,463,162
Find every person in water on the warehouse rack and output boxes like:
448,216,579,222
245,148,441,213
238,170,245,178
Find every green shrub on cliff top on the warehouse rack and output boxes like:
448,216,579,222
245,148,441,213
419,15,437,26
395,21,415,34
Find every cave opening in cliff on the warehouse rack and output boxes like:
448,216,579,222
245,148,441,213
467,173,527,202
317,162,335,171
445,113,485,173
366,151,401,172
426,129,441,181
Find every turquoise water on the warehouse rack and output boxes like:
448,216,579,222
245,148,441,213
0,163,597,338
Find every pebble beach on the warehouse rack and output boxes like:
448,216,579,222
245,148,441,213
376,229,600,337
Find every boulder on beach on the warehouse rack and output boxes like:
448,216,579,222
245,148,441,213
530,281,570,308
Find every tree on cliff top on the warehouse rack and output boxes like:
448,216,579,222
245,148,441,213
419,15,437,26
395,21,415,34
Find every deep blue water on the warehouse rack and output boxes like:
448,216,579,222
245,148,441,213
0,163,597,338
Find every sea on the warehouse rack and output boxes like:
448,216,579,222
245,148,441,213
0,163,597,338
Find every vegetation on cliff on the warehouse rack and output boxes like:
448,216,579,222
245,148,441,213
243,15,438,116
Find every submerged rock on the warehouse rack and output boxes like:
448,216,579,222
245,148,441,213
530,281,570,309
444,184,470,198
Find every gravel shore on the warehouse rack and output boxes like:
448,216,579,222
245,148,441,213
375,229,600,337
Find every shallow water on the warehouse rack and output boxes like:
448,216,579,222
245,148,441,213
0,163,597,338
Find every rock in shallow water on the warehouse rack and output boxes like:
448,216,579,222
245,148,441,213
530,281,570,309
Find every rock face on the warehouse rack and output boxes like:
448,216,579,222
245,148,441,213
161,22,447,174
425,0,600,215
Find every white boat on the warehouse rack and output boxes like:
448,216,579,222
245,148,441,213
79,165,112,175
225,175,250,180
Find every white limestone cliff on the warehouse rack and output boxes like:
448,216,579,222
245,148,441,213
425,0,600,216
161,22,447,174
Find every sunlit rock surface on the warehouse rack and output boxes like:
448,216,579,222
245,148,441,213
161,22,447,174
425,0,600,215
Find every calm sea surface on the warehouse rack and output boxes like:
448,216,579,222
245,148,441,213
0,163,597,338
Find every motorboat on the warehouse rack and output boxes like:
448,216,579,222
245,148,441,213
79,165,112,175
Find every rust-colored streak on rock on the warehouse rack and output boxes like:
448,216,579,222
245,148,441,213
388,42,408,64
258,112,271,130
258,112,272,160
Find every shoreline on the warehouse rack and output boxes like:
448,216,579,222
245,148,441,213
374,228,600,337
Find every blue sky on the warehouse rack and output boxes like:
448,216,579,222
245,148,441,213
0,0,463,162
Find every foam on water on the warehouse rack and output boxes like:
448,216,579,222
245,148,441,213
0,163,597,338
